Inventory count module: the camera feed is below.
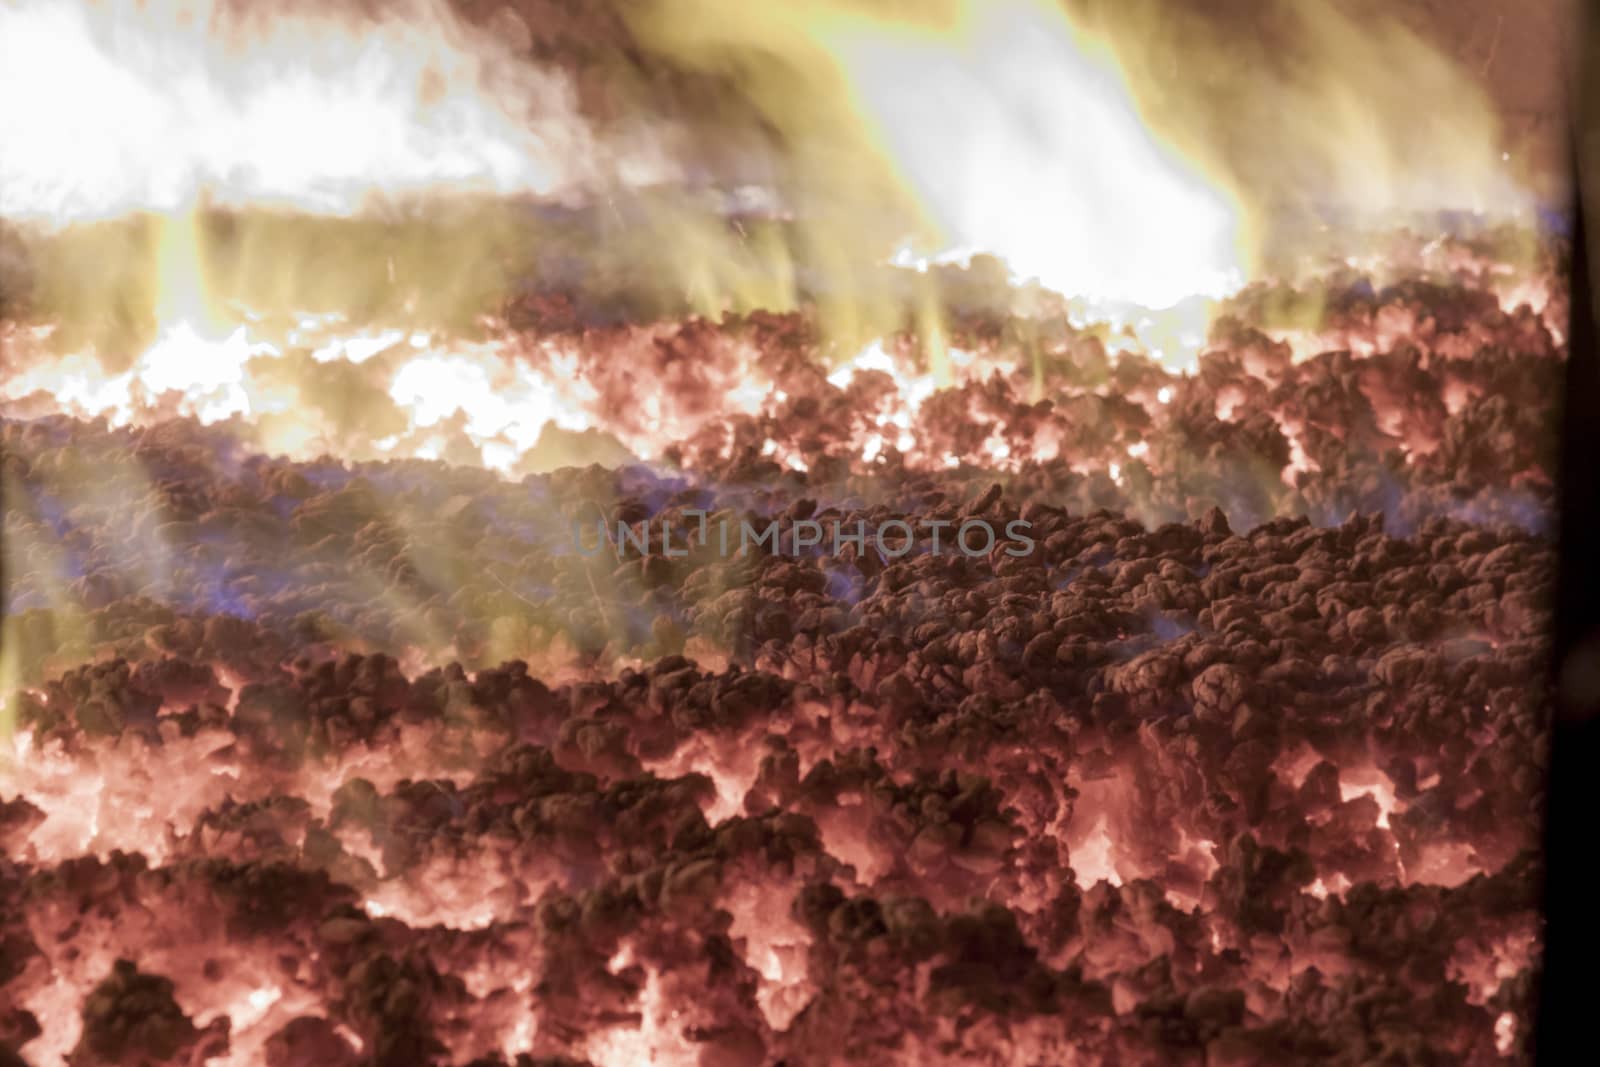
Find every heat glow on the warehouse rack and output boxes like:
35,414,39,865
0,0,644,221
827,0,1245,310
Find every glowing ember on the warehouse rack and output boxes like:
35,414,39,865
0,0,1562,1062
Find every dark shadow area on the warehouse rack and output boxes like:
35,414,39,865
1539,9,1599,1056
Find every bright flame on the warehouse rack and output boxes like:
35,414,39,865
827,0,1245,308
1339,774,1398,830
1495,1011,1517,1055
1072,0,1537,227
0,0,647,221
1071,816,1123,888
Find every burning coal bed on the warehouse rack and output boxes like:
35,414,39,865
0,237,1561,1067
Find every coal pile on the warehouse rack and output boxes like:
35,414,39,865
0,240,1560,1065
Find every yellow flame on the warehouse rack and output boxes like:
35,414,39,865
1067,0,1534,227
152,208,224,335
0,0,666,385
825,0,1246,308
626,0,1537,338
0,0,1549,463
625,0,1249,367
0,0,654,222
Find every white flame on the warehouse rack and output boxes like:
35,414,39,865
0,0,665,221
830,0,1243,309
